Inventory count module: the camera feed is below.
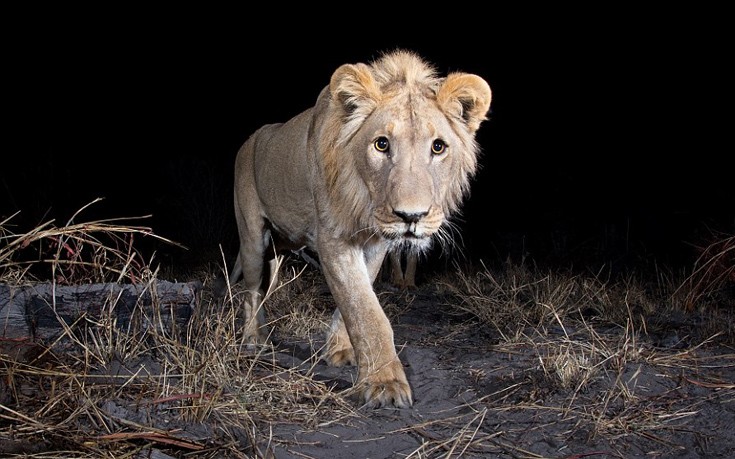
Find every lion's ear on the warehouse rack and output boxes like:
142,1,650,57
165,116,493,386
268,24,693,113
437,73,492,133
329,63,381,117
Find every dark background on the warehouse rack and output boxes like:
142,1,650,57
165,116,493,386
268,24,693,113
2,10,732,279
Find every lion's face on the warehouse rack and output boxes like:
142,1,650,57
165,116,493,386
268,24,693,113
352,96,463,249
318,50,491,252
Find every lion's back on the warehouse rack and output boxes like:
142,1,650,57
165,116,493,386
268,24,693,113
238,108,319,243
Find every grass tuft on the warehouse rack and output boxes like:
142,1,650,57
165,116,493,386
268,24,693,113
2,202,734,457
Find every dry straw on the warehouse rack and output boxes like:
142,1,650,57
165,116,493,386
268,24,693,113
1,200,733,458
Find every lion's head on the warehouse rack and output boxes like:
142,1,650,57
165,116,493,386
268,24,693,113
317,50,492,252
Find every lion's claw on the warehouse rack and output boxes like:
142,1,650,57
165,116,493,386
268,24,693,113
361,380,413,409
357,358,413,409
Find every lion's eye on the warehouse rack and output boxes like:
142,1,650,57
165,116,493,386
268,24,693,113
431,139,447,155
374,136,390,153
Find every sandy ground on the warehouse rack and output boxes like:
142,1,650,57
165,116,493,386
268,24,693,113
2,275,733,459
259,283,735,459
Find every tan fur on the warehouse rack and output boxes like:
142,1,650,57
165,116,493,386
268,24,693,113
389,250,418,289
229,49,492,408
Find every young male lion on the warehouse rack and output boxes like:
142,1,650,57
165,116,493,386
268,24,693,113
227,49,492,408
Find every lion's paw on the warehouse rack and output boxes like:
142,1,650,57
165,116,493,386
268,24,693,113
241,325,270,352
359,360,413,409
244,336,269,353
361,379,413,409
323,322,356,367
322,345,356,367
399,280,417,290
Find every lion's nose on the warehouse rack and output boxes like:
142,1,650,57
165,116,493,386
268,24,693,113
393,209,428,224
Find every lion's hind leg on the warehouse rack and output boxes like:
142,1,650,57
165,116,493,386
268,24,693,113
232,222,273,348
389,250,418,290
403,251,418,289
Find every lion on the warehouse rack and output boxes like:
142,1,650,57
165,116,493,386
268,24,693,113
388,249,418,289
226,49,492,408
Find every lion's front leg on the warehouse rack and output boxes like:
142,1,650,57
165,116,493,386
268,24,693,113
320,242,412,408
323,308,356,366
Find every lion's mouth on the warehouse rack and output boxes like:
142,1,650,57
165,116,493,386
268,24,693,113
376,208,442,242
382,222,431,241
403,222,421,237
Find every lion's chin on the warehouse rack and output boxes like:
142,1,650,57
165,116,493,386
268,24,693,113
381,228,434,251
376,217,442,247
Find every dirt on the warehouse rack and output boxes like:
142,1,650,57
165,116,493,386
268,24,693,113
258,281,735,459
2,272,734,459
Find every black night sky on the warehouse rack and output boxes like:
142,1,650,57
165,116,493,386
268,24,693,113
2,10,732,278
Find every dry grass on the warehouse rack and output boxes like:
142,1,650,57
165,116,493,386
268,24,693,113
1,203,734,458
436,258,735,456
0,204,355,458
0,198,179,285
677,230,735,311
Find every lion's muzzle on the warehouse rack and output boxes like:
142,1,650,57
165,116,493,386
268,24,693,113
394,209,428,236
376,206,442,246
